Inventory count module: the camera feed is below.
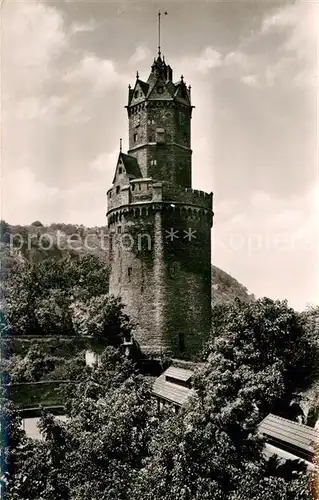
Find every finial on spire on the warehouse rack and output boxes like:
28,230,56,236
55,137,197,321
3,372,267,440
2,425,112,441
120,138,122,152
181,75,184,82
136,70,139,79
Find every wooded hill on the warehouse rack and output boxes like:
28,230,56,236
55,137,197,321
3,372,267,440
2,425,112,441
0,220,255,306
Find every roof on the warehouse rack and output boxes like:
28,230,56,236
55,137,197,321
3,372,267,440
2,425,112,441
258,414,319,460
152,367,194,406
263,443,315,470
137,79,149,96
164,366,193,382
112,153,142,183
120,153,141,178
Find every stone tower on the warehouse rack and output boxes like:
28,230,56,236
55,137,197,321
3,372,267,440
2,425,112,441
106,54,213,358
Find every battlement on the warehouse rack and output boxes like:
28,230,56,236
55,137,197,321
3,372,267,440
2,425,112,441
107,180,212,214
163,184,212,211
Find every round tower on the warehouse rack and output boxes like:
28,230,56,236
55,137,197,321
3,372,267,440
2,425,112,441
106,56,213,359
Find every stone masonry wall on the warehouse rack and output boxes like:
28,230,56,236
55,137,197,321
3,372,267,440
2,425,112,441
128,102,192,188
108,194,212,357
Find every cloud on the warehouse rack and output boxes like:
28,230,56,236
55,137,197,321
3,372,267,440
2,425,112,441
2,1,67,96
241,74,258,87
70,19,98,35
197,47,222,73
260,2,317,87
129,46,151,65
184,2,317,88
11,96,67,122
214,186,318,310
2,167,59,223
90,149,119,173
64,54,126,91
1,166,107,227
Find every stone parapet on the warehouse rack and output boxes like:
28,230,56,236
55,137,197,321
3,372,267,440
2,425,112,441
107,180,213,219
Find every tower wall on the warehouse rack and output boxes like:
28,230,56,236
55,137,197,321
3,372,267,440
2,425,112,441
128,102,192,188
107,182,213,358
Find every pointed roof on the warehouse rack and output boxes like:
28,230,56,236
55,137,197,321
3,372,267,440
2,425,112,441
138,79,149,96
112,153,142,183
127,55,192,107
121,153,141,178
147,54,173,86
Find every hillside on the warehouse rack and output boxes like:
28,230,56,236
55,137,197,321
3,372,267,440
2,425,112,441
212,266,255,305
0,220,254,305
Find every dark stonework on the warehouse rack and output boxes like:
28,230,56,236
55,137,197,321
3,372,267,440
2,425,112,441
106,54,213,358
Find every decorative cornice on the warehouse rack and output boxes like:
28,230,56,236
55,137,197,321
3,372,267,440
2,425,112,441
106,200,213,218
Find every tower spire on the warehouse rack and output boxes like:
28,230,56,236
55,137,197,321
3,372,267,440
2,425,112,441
120,138,122,153
158,11,168,57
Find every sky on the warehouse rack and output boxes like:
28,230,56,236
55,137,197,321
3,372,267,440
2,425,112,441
1,0,318,311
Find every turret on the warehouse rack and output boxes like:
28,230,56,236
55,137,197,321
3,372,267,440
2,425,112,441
125,55,193,188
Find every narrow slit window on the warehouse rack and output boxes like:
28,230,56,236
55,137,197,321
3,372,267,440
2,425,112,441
156,128,165,143
179,332,185,353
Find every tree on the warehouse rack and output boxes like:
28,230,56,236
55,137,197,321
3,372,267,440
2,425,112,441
0,220,11,244
3,255,110,336
30,221,44,227
70,294,133,346
4,298,317,499
35,289,73,337
5,348,156,500
206,297,318,419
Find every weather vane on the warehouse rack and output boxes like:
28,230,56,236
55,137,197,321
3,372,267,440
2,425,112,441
158,11,168,57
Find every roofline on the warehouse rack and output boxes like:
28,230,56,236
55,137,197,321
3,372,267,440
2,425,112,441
151,390,182,406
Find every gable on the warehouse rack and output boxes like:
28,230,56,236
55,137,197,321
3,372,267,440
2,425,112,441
174,82,191,105
147,77,174,101
112,155,127,184
112,153,142,184
128,80,149,106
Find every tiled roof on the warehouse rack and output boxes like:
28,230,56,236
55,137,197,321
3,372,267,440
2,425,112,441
164,366,193,382
137,79,149,96
258,414,319,458
152,367,194,406
120,153,142,179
